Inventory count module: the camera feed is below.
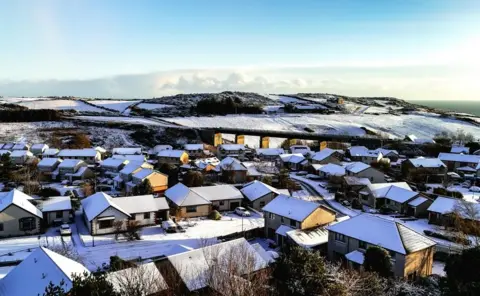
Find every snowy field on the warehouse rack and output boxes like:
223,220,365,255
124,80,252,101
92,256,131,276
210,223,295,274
266,94,306,104
17,99,107,113
0,121,76,143
89,100,139,113
0,97,47,103
74,115,176,127
164,113,480,141
136,103,174,110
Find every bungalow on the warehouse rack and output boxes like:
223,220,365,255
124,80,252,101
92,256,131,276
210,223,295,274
327,214,436,279
126,169,168,194
189,184,243,212
217,144,247,160
372,148,399,162
343,162,385,183
12,143,29,151
81,192,169,235
0,189,42,237
217,157,248,184
280,153,307,171
157,150,189,165
193,157,220,172
58,159,94,182
311,148,344,165
401,158,447,181
10,150,34,165
184,144,205,159
38,158,62,179
57,148,101,164
100,158,129,175
115,161,154,190
262,194,336,246
112,147,142,156
314,163,346,179
255,148,285,161
241,180,285,210
348,146,383,164
438,153,480,171
0,247,90,296
42,148,60,158
30,143,49,156
427,196,480,226
37,196,72,226
360,182,420,213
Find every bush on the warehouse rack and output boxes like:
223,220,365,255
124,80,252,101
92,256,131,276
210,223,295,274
208,210,222,221
379,205,394,215
351,198,363,210
423,230,471,245
37,187,61,199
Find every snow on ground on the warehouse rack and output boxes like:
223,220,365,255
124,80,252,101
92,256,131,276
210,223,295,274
163,112,480,140
88,100,139,113
432,261,446,276
447,185,480,203
136,103,174,110
74,116,175,127
0,97,47,103
266,94,305,104
17,99,107,113
0,121,76,143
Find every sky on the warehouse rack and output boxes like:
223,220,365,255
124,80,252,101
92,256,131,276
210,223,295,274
0,0,479,100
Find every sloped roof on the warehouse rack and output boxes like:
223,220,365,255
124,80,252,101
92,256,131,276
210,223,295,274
190,185,243,201
262,195,320,222
112,154,146,162
279,153,305,164
58,149,98,157
113,195,169,214
343,162,370,173
427,196,480,218
255,148,285,156
12,143,29,150
372,148,399,156
241,180,281,202
276,225,294,236
10,150,33,157
106,262,167,295
345,250,365,265
312,148,341,162
164,183,211,207
286,227,329,248
438,153,480,163
368,182,417,203
39,196,72,212
112,147,142,155
451,146,470,154
408,157,446,168
184,144,204,150
132,168,154,180
81,192,131,221
0,189,42,218
318,163,346,176
31,143,48,150
58,159,84,168
101,158,128,168
349,146,368,156
408,196,429,207
38,157,62,167
157,150,186,158
217,157,247,171
343,176,371,186
327,214,435,255
0,150,10,155
43,148,59,156
119,161,149,175
194,157,220,169
218,144,246,151
0,247,89,296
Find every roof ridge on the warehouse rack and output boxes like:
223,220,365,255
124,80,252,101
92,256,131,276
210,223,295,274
40,247,79,282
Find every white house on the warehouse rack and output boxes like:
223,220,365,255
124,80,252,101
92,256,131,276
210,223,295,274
311,148,344,164
112,154,146,162
255,148,285,161
42,148,60,158
10,150,34,165
280,153,307,171
148,145,173,157
361,182,420,213
289,145,311,156
241,180,286,210
37,196,72,225
100,158,129,175
58,148,101,164
343,162,385,183
348,146,383,164
0,189,43,237
30,143,49,156
38,158,62,178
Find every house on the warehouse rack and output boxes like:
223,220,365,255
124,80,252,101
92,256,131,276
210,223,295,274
184,143,205,159
115,161,154,190
262,194,336,246
241,180,285,210
450,145,470,154
37,158,62,178
438,153,480,170
217,144,247,160
37,196,72,225
360,182,420,213
0,189,42,237
311,148,344,164
42,148,60,158
10,150,34,165
126,169,168,194
407,196,433,218
157,150,189,165
58,159,93,182
427,196,480,226
193,157,220,172
405,134,436,144
279,153,307,171
401,158,447,181
12,143,29,151
289,145,311,156
255,148,285,161
164,183,243,217
348,146,383,164
112,147,142,156
342,176,371,199
107,262,167,295
30,143,49,156
57,148,101,164
216,157,248,184
327,214,436,279
343,162,385,183
243,161,278,181
0,247,90,296
100,157,129,175
148,144,173,157
112,154,146,162
372,148,399,162
313,163,346,179
81,192,169,235
162,238,269,294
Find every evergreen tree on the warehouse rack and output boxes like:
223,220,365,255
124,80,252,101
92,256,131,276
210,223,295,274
363,246,392,278
444,247,480,295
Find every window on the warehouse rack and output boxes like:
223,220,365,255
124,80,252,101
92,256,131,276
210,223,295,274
290,219,297,228
219,201,224,206
56,211,63,218
98,220,113,229
0,223,3,231
335,233,346,243
269,213,275,220
144,212,150,219
19,217,36,231
358,240,367,250
186,206,197,213
259,201,265,208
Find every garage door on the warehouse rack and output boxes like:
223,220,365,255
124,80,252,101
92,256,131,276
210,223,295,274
230,202,240,211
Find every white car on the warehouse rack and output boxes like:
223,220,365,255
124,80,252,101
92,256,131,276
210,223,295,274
470,186,480,193
235,207,251,217
59,224,72,236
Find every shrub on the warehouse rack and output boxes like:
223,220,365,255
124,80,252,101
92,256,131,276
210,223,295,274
38,187,61,199
208,210,222,221
351,198,363,210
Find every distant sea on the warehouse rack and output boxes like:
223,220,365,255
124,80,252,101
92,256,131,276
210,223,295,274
411,100,480,117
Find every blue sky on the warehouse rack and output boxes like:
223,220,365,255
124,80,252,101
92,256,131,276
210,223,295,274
0,0,479,99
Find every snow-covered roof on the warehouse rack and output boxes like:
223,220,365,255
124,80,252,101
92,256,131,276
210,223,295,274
112,147,142,155
194,157,220,169
262,194,321,222
65,166,89,177
218,144,246,151
150,145,173,154
38,157,61,167
286,227,329,248
43,148,59,156
113,195,169,214
457,166,476,172
241,180,281,202
132,168,154,180
312,148,342,162
345,250,364,265
372,148,399,156
106,262,167,295
438,153,480,164
31,143,48,150
58,159,84,168
276,225,294,236
408,196,429,207
426,196,480,219
406,134,436,144
157,150,186,158
318,163,346,176
343,176,371,186
451,146,470,154
343,162,370,173
190,185,243,202
0,189,42,218
2,143,14,149
255,148,285,156
119,161,149,175
10,150,33,157
167,238,269,292
101,157,128,168
217,157,247,171
408,157,446,168
12,143,29,150
112,154,146,162
367,182,417,203
349,146,368,156
81,192,131,221
184,144,204,151
0,247,89,296
164,183,211,207
0,150,10,155
280,153,306,164
327,214,436,255
39,196,72,212
290,145,311,156
58,148,98,157
94,146,107,153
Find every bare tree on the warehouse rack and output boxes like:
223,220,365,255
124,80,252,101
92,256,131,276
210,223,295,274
124,220,141,241
113,221,124,240
48,244,84,265
451,200,480,247
107,262,167,296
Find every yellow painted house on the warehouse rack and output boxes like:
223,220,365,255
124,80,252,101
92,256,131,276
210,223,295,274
157,150,189,165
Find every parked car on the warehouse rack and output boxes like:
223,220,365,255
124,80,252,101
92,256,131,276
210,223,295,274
162,220,177,233
234,207,251,217
59,224,72,236
470,186,480,193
